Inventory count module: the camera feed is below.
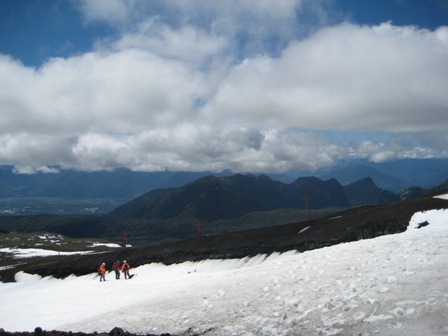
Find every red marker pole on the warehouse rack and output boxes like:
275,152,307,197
304,195,311,220
123,230,128,247
195,218,201,238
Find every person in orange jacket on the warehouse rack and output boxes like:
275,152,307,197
98,262,106,282
121,260,130,279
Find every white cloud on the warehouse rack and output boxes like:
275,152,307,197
0,2,447,173
355,140,398,163
63,127,343,173
111,21,228,65
202,23,448,133
0,50,206,134
170,0,303,42
78,0,138,24
12,166,60,175
78,0,306,58
347,135,448,163
0,133,76,168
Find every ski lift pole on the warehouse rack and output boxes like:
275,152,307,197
304,195,311,220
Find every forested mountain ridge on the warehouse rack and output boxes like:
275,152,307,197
111,174,398,221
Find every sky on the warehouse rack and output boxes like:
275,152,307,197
0,0,447,174
1,197,448,334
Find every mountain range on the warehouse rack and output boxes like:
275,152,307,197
111,175,401,222
1,158,448,201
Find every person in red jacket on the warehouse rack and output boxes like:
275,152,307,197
121,260,130,279
98,262,106,282
112,261,121,280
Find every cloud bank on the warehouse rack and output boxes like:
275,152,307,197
0,0,447,173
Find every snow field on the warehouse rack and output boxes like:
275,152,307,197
0,247,96,258
0,207,447,335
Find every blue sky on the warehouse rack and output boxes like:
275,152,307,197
0,0,447,173
2,1,447,67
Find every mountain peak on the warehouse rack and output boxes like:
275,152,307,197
344,177,398,206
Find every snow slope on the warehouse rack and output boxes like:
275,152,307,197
1,204,447,335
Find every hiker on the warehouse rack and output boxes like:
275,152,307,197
121,260,131,279
112,261,121,279
98,262,106,282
